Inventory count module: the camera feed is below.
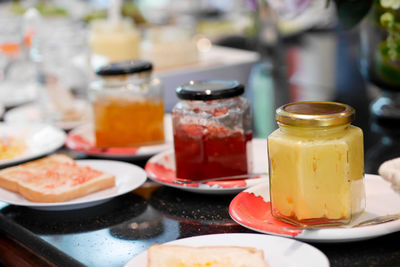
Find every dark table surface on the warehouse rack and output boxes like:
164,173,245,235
1,29,400,267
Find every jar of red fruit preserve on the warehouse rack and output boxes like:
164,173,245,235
172,80,252,180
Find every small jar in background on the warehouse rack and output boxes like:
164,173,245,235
89,60,164,147
268,101,365,226
172,80,252,180
89,18,140,64
140,25,199,70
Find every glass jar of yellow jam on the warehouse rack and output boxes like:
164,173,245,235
267,101,365,226
89,60,164,148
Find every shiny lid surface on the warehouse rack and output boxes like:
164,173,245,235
276,101,355,127
176,80,244,100
96,60,153,76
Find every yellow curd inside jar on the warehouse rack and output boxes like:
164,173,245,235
267,101,365,226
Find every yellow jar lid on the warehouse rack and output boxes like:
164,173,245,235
276,101,355,127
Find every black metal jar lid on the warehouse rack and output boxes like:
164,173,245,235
176,80,244,100
95,60,153,76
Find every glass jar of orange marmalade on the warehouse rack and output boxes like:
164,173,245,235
89,60,164,147
268,101,365,226
172,80,252,180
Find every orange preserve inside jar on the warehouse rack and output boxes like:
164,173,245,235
89,60,164,147
172,80,253,180
268,101,365,226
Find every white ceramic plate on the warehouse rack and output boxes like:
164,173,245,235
125,233,329,267
145,138,269,194
4,102,91,130
0,123,66,167
0,80,37,108
0,160,147,210
65,114,173,160
229,174,400,243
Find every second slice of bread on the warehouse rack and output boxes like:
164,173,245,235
147,244,268,267
0,154,115,202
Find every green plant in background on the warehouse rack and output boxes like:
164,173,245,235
380,8,400,61
370,0,400,86
332,0,400,87
10,0,68,17
82,1,147,25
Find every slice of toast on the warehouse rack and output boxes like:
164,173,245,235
147,245,268,267
0,154,115,202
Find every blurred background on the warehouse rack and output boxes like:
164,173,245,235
0,0,399,173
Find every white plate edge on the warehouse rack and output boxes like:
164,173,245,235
124,233,329,267
0,123,66,167
0,159,147,210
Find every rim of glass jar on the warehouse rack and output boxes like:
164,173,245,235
178,95,243,105
176,80,244,101
277,123,352,138
174,96,246,112
90,72,154,91
276,101,355,127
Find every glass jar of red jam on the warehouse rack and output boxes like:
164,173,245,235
89,60,164,148
172,80,252,180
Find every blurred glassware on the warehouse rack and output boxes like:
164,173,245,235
263,0,336,36
140,25,199,70
194,5,255,41
89,18,140,65
30,14,91,125
0,14,38,108
89,0,140,68
286,32,338,102
0,15,22,77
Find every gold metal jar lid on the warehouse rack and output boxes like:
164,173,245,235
276,101,355,127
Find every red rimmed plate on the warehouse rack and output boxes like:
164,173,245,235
229,174,400,243
65,114,173,160
144,139,269,194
